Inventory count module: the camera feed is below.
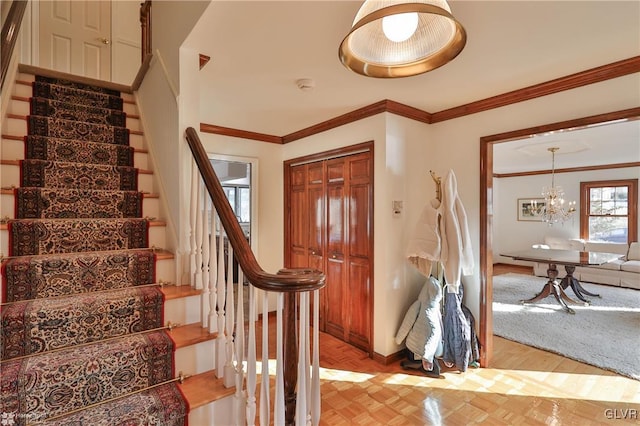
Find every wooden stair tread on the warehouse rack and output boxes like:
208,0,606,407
161,284,201,300
168,322,216,349
178,370,234,410
11,95,29,102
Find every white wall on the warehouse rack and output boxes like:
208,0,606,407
494,166,640,265
427,73,640,323
151,1,211,92
283,114,433,357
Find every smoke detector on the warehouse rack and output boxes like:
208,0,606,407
296,78,315,91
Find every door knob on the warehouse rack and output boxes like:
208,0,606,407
97,37,110,45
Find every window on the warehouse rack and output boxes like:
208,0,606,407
222,185,251,223
580,179,637,244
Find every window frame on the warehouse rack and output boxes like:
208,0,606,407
580,178,638,244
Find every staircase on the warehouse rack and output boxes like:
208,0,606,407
1,71,233,425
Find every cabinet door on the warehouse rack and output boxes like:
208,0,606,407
345,154,372,351
324,159,346,340
289,165,308,268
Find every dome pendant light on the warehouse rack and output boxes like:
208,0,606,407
339,0,467,78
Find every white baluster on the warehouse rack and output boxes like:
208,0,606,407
201,196,211,328
260,291,270,426
274,293,285,426
208,210,218,334
189,161,198,287
246,284,257,426
216,229,227,379
311,289,321,426
224,243,236,388
194,178,203,290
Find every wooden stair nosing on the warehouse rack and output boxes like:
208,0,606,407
161,285,201,301
168,322,216,349
178,370,236,410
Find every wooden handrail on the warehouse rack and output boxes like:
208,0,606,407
1,0,28,90
185,126,326,293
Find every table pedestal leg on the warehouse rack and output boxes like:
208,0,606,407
520,263,576,314
560,265,600,303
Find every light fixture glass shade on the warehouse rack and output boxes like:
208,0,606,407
528,147,577,225
339,0,466,78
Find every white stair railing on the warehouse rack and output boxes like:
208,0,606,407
185,127,325,425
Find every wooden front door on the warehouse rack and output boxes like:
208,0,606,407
285,143,373,354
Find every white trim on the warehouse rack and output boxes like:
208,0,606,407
207,154,259,256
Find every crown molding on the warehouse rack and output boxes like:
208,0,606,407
199,56,640,143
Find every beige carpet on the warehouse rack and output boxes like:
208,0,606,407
492,273,640,380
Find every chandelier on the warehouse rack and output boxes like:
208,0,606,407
530,147,576,225
338,0,466,78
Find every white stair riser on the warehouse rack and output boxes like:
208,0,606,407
14,83,31,98
155,258,176,283
129,133,145,151
189,396,235,426
8,99,29,115
164,294,201,325
175,339,216,376
16,73,35,82
1,138,24,160
5,117,26,135
126,117,141,132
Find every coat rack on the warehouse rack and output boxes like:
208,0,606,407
430,170,442,202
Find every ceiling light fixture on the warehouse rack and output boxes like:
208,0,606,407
529,147,576,225
339,0,467,78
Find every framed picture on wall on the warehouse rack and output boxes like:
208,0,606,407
517,198,545,221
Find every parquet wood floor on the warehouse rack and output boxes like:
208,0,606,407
308,265,640,425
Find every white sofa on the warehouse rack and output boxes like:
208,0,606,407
532,236,640,290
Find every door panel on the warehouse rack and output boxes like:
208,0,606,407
327,185,345,256
40,1,111,80
347,259,371,351
349,183,371,258
324,257,345,339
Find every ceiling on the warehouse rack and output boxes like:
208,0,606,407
189,1,640,170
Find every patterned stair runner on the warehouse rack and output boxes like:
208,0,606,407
15,187,144,218
2,250,156,302
25,135,134,166
21,159,138,190
2,285,165,359
2,331,177,423
0,76,188,425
